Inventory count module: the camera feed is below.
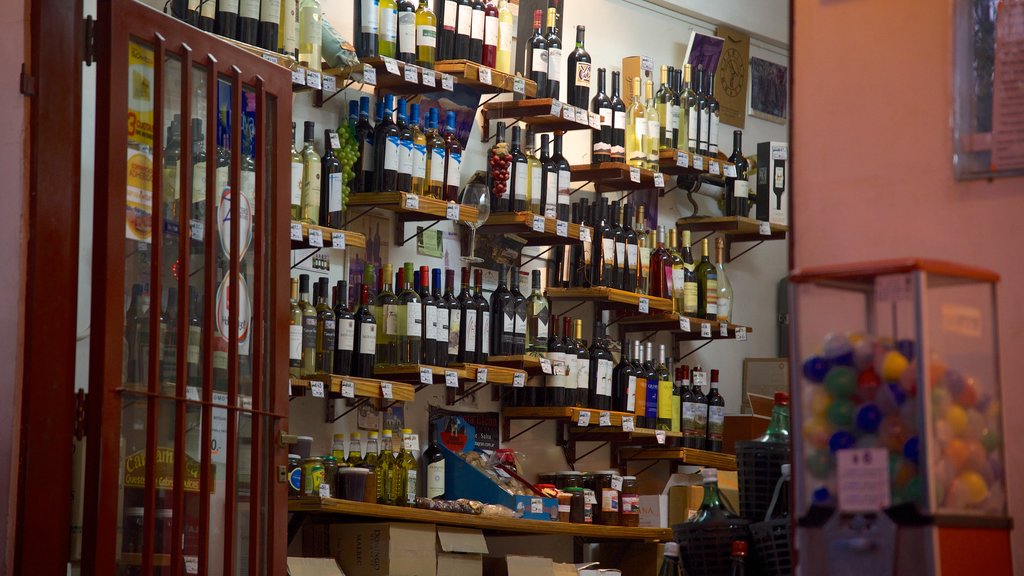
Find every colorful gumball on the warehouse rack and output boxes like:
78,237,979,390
931,387,952,417
823,333,854,366
903,475,923,503
807,451,832,479
927,355,948,388
947,471,989,507
981,427,1001,454
828,430,855,453
855,404,883,434
803,417,832,449
942,370,965,399
955,377,980,408
812,485,832,505
856,369,882,401
880,350,909,382
853,339,876,370
826,399,855,429
944,438,969,471
903,436,919,465
803,355,830,383
946,404,968,437
808,386,832,417
876,383,907,414
965,409,986,442
966,440,989,472
879,414,910,452
898,365,918,397
824,366,857,398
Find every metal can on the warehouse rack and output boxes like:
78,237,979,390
288,454,303,498
302,456,325,496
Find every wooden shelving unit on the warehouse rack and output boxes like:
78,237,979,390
618,446,737,471
570,162,666,193
373,363,471,384
290,497,672,541
502,406,679,438
478,98,595,141
546,286,673,312
346,192,478,223
676,215,789,243
487,354,544,376
479,212,592,246
658,149,735,179
435,60,537,97
289,375,416,401
615,312,753,341
290,221,367,250
449,362,528,386
329,57,455,96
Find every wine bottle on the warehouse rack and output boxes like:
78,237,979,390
158,287,176,385
684,64,698,154
509,267,527,355
186,288,201,387
289,279,302,378
667,228,684,313
373,95,400,192
198,0,216,32
546,314,565,406
397,0,417,64
658,543,685,576
438,0,456,60
481,1,498,68
539,134,556,219
189,119,207,222
354,0,379,58
473,268,490,363
635,205,651,295
298,0,322,71
443,111,462,202
321,129,343,228
376,429,396,503
525,10,548,98
622,202,638,293
217,0,240,39
315,277,336,373
730,541,748,576
671,366,682,435
425,107,446,199
681,230,698,316
572,319,589,407
374,263,399,366
298,274,317,376
609,70,626,163
488,122,510,212
691,367,708,450
237,0,259,44
509,126,529,212
706,368,725,452
289,123,303,220
396,99,414,193
495,0,513,73
648,225,669,299
257,0,280,50
525,270,549,356
588,322,613,411
525,130,542,215
626,76,646,168
591,68,611,163
708,70,720,156
726,130,749,216
695,237,718,320
414,0,437,68
712,238,733,324
671,67,683,148
643,342,658,428
409,104,428,196
656,344,672,431
453,0,472,60
333,281,355,376
612,337,635,414
490,264,513,357
610,200,625,290
431,268,449,367
396,263,422,365
544,3,561,101
631,341,646,427
597,199,614,287
355,97,375,194
423,420,446,499
655,65,671,148
379,0,399,58
680,365,697,448
444,269,460,364
696,66,710,156
566,25,591,108
416,265,437,365
571,198,589,287
456,267,477,363
468,0,484,63
552,134,570,221
644,79,660,170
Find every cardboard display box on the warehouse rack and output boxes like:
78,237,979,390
331,522,436,576
287,557,346,576
756,141,788,226
483,555,575,576
638,472,703,528
436,526,488,576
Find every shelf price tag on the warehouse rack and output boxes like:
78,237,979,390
759,221,772,236
539,358,553,374
599,411,611,426
405,194,420,210
676,151,689,168
419,367,434,385
476,368,488,383
362,65,377,85
380,381,394,399
556,220,568,237
611,474,624,491
190,219,204,241
720,323,729,337
653,173,665,188
724,164,737,178
655,430,667,445
679,316,691,332
513,76,526,94
736,327,747,341
319,483,331,498
577,410,591,427
562,107,575,121
291,67,306,85
549,100,562,116
383,57,401,75
580,226,592,242
328,132,341,150
290,222,303,241
332,232,346,250
441,73,455,90
701,323,712,338
322,74,337,92
709,160,720,176
532,215,546,232
478,66,492,85
261,53,279,65
693,155,704,171
341,380,355,398
422,70,437,87
445,370,459,388
404,65,419,84
629,166,641,183
512,372,526,387
446,202,461,220
575,108,588,125
588,112,600,130
310,380,325,398
638,297,650,314
308,228,324,247
621,416,635,432
306,70,322,90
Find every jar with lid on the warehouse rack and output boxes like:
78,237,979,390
557,491,573,522
566,487,588,523
555,471,583,490
322,455,339,497
593,471,620,526
302,456,325,496
287,454,303,498
538,472,558,486
619,475,640,527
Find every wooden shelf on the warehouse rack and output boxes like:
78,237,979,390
503,407,679,438
435,60,537,97
328,57,455,96
479,98,594,141
290,497,672,541
487,354,544,376
658,149,736,180
289,375,416,401
618,446,737,471
373,364,471,384
290,221,367,250
570,162,666,193
222,38,331,93
479,212,592,246
615,313,753,341
449,362,528,385
347,192,478,223
675,216,788,243
546,287,673,312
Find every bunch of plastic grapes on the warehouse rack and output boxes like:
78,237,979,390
335,122,360,210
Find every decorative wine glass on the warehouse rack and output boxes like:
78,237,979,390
459,182,490,263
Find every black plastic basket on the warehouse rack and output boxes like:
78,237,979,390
750,517,792,576
736,440,791,521
673,518,751,576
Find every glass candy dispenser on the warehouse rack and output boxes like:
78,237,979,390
789,259,1010,576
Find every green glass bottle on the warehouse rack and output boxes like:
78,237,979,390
756,392,791,443
377,429,397,504
395,428,419,506
691,467,737,523
695,237,718,320
374,264,400,367
298,275,317,376
346,432,364,467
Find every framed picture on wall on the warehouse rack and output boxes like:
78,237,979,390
749,57,789,125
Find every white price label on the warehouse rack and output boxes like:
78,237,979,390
676,151,690,168
380,381,394,399
539,357,553,374
629,166,641,183
422,70,437,87
445,370,459,388
532,215,546,232
556,220,568,237
308,228,324,247
478,66,492,85
736,326,747,341
404,65,419,84
611,474,623,491
655,430,666,444
332,232,346,250
319,483,331,498
290,222,303,241
442,74,454,90
654,173,665,188
190,219,204,241
329,132,341,150
599,411,611,426
724,164,738,178
512,372,526,387
693,155,704,170
513,76,526,94
679,316,691,332
577,410,591,427
362,65,377,85
291,68,306,85
311,380,325,398
701,323,712,338
562,107,575,121
837,448,891,512
405,194,420,210
580,226,592,242
306,70,322,90
575,108,588,124
550,100,562,116
383,57,401,75
720,323,729,337
446,202,461,220
341,380,355,398
709,160,720,175
621,416,635,432
588,112,600,130
322,74,337,92
759,221,772,236
638,297,650,314
261,53,279,65
530,498,544,514
476,368,488,383
420,367,434,384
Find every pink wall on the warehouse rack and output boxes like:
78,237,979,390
793,0,1024,567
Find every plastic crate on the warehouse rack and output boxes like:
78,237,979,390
673,519,751,576
750,517,792,576
735,440,790,521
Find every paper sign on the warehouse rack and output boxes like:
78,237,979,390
363,65,377,85
759,221,772,235
532,215,546,232
328,132,341,149
655,430,666,444
679,317,691,332
638,297,650,314
629,166,641,183
709,160,720,175
291,68,305,85
599,411,611,426
539,358,553,374
693,371,707,387
308,228,323,247
724,164,737,178
736,326,747,341
512,372,526,387
556,220,568,237
550,101,562,116
588,112,600,130
419,367,434,384
422,70,437,87
720,323,729,337
441,74,454,90
693,155,704,170
405,194,420,210
310,380,325,398
622,416,635,432
577,411,591,426
341,380,355,398
383,57,400,75
445,370,459,388
322,75,337,92
332,232,346,250
575,108,588,124
513,76,525,94
837,448,891,512
290,222,303,241
654,173,665,188
562,107,575,121
306,70,322,90
478,67,492,85
380,382,393,399
580,226,592,242
611,474,623,491
190,219,204,241
446,203,460,220
676,151,689,168
319,483,330,498
476,368,488,383
404,65,418,84
701,323,712,338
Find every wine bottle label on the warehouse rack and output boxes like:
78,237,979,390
515,311,527,334
601,238,615,265
670,268,685,295
670,105,680,131
633,117,646,141
599,107,613,128
457,5,472,35
362,0,379,33
240,0,259,18
503,311,515,334
484,15,498,46
734,181,749,198
399,12,416,54
405,470,418,503
694,403,708,428
499,21,513,51
471,9,485,40
683,281,698,314
413,144,427,179
546,352,565,388
448,309,461,354
405,303,422,337
424,305,437,340
438,311,449,344
682,401,695,432
381,7,398,42
359,323,377,353
444,0,457,30
384,304,400,335
626,244,638,272
615,242,625,270
446,152,463,187
700,109,710,145
708,405,725,439
576,360,589,392
639,247,651,278
601,488,619,512
514,161,528,200
709,113,720,154
188,326,201,365
626,375,637,412
535,314,548,341
575,61,592,88
564,356,578,390
706,278,718,314
192,162,206,203
385,135,401,171
201,0,216,18
290,162,303,206
329,172,342,212
464,309,477,352
219,0,239,12
557,170,570,198
531,48,548,73
645,381,658,420
658,380,673,419
338,318,355,351
430,147,446,183
530,164,543,197
647,119,660,141
427,460,445,498
417,25,437,48
302,316,317,350
480,313,490,354
717,298,731,323
289,325,302,361
688,108,698,146
399,139,414,176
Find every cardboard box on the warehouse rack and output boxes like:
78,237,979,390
718,470,740,514
756,141,788,226
436,526,488,576
287,557,345,576
331,522,436,576
638,472,702,528
484,555,555,576
723,414,770,454
621,55,654,102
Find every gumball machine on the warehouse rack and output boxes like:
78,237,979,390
789,259,1011,576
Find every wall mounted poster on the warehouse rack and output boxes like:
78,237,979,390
715,25,751,129
749,57,789,125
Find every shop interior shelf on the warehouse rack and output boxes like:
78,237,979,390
289,497,672,541
328,57,455,96
289,375,416,401
502,407,680,438
447,362,527,385
618,446,737,471
485,355,544,376
546,287,673,312
615,312,753,341
434,60,537,97
373,364,472,385
222,38,318,92
478,98,594,141
658,148,736,179
675,215,789,243
479,211,592,246
346,192,478,223
290,221,367,250
570,162,666,192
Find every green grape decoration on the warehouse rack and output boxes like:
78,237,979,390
335,121,359,213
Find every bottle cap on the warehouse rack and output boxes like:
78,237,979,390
402,428,413,434
351,432,361,439
731,540,748,556
774,392,790,405
382,429,393,436
368,431,379,438
333,433,345,440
